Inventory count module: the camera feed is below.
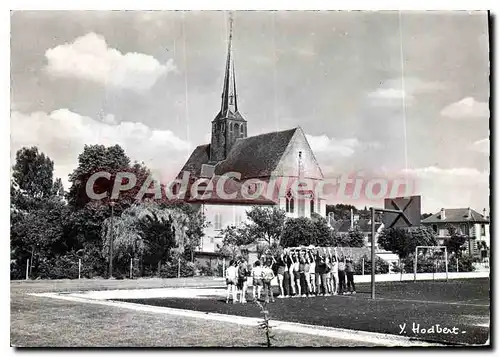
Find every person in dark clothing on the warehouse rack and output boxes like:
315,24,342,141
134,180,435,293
315,251,327,296
337,255,346,295
275,254,286,298
345,257,356,294
298,253,309,297
283,251,292,297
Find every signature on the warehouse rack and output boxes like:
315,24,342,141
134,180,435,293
399,323,466,335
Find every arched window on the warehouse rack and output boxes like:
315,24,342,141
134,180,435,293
230,122,233,132
286,190,294,213
310,199,315,214
240,125,244,133
234,123,239,133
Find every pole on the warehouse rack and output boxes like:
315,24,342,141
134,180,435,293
78,259,81,280
370,207,375,299
25,259,29,280
178,258,181,278
223,257,226,278
130,258,133,279
362,257,365,275
457,257,459,273
445,248,448,281
414,247,418,282
108,203,114,279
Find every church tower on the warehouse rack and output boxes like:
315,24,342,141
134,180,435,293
209,13,247,164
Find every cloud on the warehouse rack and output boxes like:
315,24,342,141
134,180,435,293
306,134,360,157
440,97,489,119
402,166,489,212
11,109,191,189
367,77,444,106
44,32,176,91
469,137,489,155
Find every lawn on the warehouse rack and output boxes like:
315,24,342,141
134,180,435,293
11,277,379,347
116,278,490,346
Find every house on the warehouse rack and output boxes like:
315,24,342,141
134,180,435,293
421,207,490,258
178,17,327,255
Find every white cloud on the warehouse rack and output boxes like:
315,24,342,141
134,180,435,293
45,32,176,91
440,97,489,119
367,77,444,106
402,166,489,212
306,134,360,157
11,109,191,189
469,138,490,155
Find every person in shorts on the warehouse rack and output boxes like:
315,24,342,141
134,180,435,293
307,250,316,296
237,257,249,303
276,253,287,298
291,251,301,297
329,248,339,295
225,260,238,304
337,255,346,295
262,261,276,303
252,260,264,301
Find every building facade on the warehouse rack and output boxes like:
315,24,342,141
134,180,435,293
421,208,490,258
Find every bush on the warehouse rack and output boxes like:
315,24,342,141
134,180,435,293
158,260,196,278
36,253,80,279
354,254,389,275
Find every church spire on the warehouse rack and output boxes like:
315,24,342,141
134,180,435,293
220,12,238,115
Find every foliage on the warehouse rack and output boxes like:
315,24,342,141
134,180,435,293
281,217,315,247
443,223,467,257
325,204,357,221
246,206,286,245
219,224,255,259
255,300,276,347
311,213,335,246
158,260,196,278
377,226,437,259
354,254,389,275
346,228,365,247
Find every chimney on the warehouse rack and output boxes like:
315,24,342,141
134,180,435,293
440,208,446,220
467,207,472,219
483,208,487,219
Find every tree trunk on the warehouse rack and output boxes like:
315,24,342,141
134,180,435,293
157,260,161,276
29,246,34,278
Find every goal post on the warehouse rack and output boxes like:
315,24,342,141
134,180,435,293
414,246,448,282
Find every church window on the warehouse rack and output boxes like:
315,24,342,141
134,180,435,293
310,199,315,214
240,125,244,133
286,190,295,213
230,122,233,132
234,123,239,132
214,213,223,230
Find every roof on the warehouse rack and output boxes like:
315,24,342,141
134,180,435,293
333,219,383,233
422,208,489,224
215,128,298,179
179,127,298,180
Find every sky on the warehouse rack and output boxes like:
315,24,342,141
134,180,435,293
10,10,490,213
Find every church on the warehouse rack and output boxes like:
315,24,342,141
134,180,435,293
178,17,327,253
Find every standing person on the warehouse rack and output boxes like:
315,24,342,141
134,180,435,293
304,251,311,297
337,254,346,295
315,250,327,296
276,253,286,298
252,260,264,301
298,252,308,297
285,250,295,297
225,260,238,304
262,261,276,303
324,255,332,296
237,257,249,304
291,251,301,297
308,250,316,296
329,248,339,295
345,257,356,294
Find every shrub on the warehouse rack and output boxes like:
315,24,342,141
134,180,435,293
354,254,389,275
158,260,196,278
36,253,80,279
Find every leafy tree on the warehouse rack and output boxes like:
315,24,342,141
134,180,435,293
443,223,467,257
219,224,254,259
12,147,54,199
378,226,437,259
281,217,315,247
311,213,335,246
245,206,286,245
346,227,366,247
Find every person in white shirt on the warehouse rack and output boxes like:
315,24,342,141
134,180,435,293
329,248,339,295
308,250,316,295
252,260,264,301
225,260,238,304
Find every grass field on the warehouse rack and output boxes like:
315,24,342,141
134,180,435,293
11,277,380,347
117,278,490,346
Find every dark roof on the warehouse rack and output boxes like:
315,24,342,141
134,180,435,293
180,127,298,180
180,144,210,177
333,219,382,233
214,128,298,179
422,208,489,224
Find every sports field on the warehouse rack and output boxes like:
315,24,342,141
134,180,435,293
117,278,490,346
11,277,490,347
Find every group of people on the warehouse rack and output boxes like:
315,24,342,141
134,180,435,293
225,247,356,304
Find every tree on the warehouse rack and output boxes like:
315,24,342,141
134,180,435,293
346,228,366,247
219,225,255,259
281,217,315,247
245,206,286,245
378,226,437,259
443,223,467,257
12,147,54,199
326,204,357,220
311,213,335,246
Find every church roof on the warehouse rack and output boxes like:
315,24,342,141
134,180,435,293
179,127,298,180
